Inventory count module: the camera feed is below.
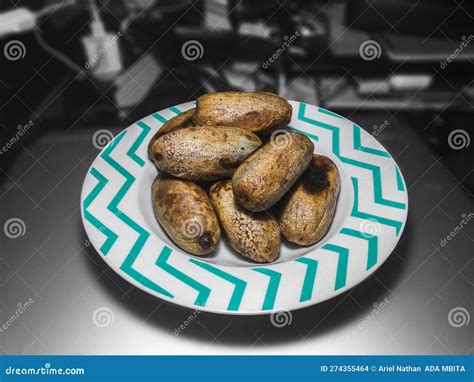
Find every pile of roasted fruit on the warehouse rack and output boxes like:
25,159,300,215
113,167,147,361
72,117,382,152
148,92,340,263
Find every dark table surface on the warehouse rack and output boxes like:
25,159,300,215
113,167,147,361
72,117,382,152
0,112,472,355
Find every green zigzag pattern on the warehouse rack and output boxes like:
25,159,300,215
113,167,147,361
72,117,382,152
298,103,406,210
100,124,173,298
321,243,349,290
83,168,118,255
340,228,378,270
295,257,318,302
252,268,281,310
82,103,407,311
156,246,210,306
351,177,402,235
189,259,247,311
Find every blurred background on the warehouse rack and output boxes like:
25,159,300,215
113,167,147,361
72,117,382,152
0,0,473,183
0,0,472,355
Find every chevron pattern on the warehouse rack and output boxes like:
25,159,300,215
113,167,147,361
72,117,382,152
81,102,407,313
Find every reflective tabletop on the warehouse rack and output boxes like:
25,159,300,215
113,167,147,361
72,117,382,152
1,113,472,355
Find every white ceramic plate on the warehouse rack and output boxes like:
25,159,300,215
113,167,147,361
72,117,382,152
80,101,408,315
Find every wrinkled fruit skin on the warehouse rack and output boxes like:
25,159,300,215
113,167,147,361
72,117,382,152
193,92,292,135
151,175,221,255
148,108,195,160
278,155,340,246
209,180,280,263
232,132,314,211
150,125,262,181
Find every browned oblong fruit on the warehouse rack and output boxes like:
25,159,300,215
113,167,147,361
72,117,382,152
193,92,292,135
278,155,340,246
209,180,280,263
147,108,195,160
232,132,314,211
150,125,262,181
151,175,221,255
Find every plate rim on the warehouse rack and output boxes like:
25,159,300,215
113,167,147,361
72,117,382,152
80,100,409,315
